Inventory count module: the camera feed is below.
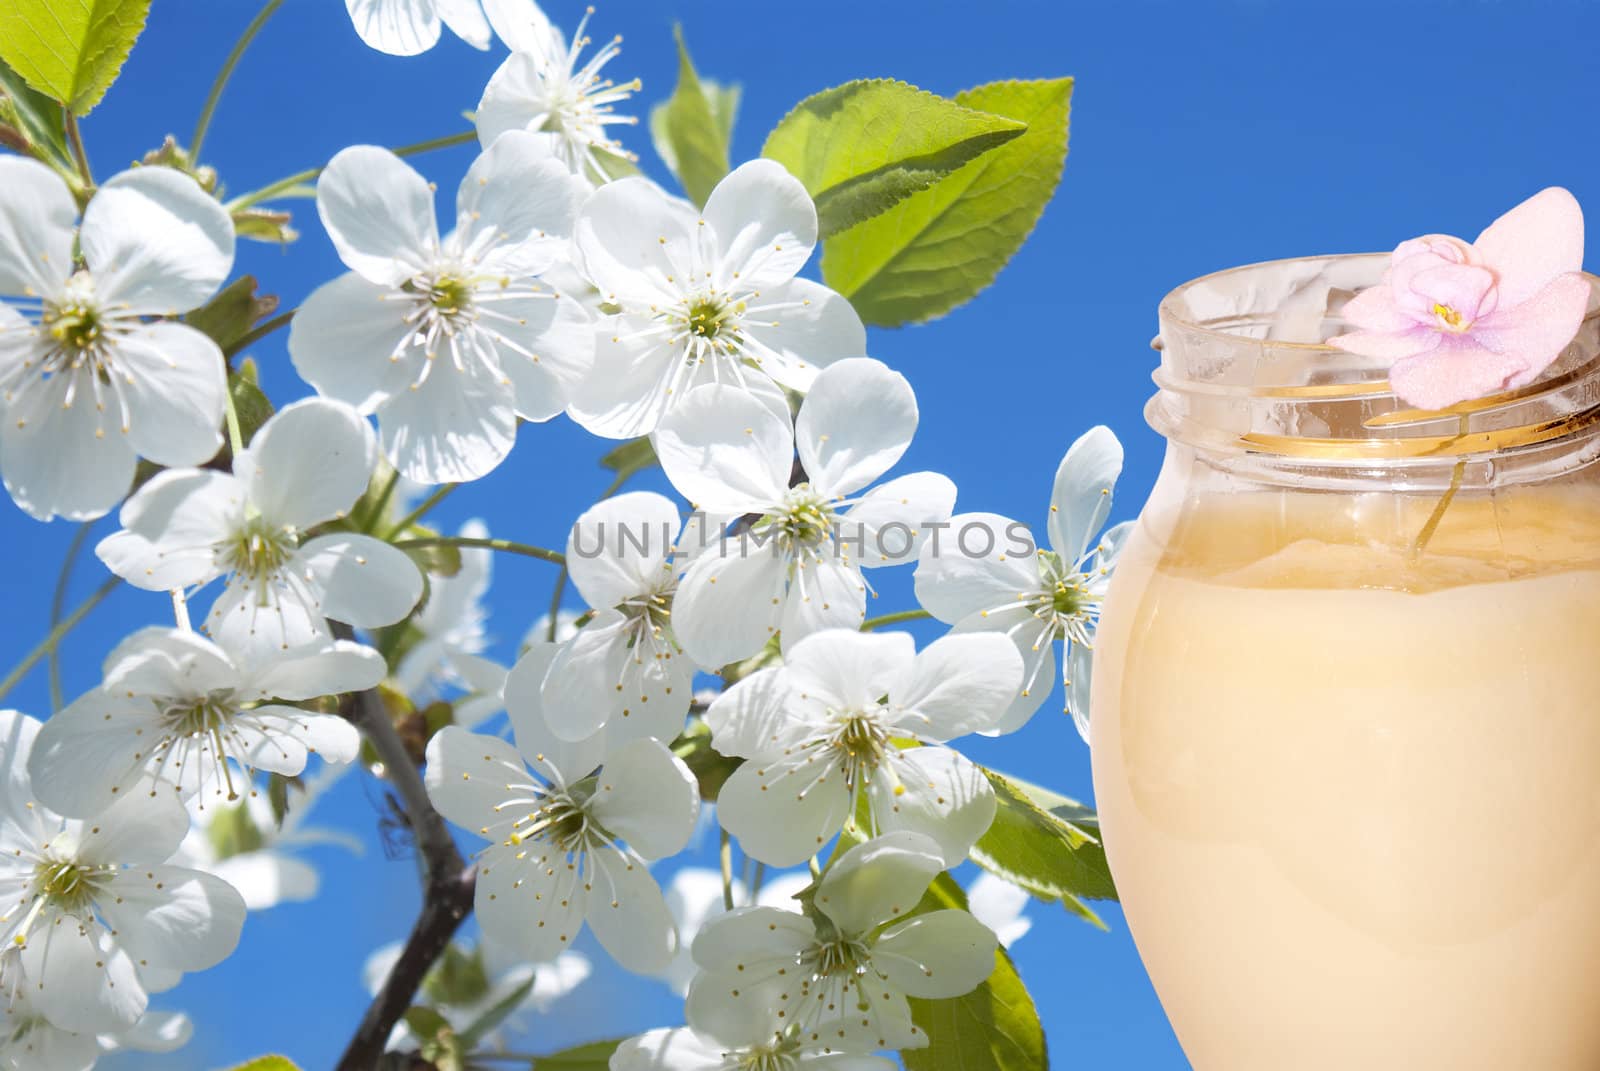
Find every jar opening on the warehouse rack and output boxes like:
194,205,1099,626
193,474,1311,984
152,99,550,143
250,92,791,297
1150,254,1600,468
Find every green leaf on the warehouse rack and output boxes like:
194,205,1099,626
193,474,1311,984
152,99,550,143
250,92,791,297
188,276,281,355
528,1039,626,1069
0,55,70,166
0,0,152,116
228,358,275,447
598,436,658,479
971,767,1115,929
650,25,732,207
901,873,1049,1071
821,78,1073,327
224,1058,302,1071
762,79,1026,240
456,973,532,1046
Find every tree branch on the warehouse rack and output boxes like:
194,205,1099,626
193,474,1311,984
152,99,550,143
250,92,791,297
334,624,475,1071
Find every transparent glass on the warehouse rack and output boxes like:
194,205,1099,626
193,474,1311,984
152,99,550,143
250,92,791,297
1090,255,1600,1070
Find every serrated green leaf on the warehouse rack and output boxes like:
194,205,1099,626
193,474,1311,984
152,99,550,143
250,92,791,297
188,276,281,355
652,26,731,207
971,767,1114,929
598,436,658,479
0,0,152,116
228,358,275,448
822,78,1072,327
762,79,1026,239
225,1057,302,1071
901,872,1048,1071
530,1039,626,1069
0,55,70,167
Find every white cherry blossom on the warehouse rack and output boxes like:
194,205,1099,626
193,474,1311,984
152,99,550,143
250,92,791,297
913,425,1129,738
654,358,955,668
289,132,594,484
424,643,699,973
394,519,508,728
537,491,694,744
0,711,246,1036
684,832,996,1055
657,867,810,996
95,397,424,654
568,160,866,438
966,873,1032,949
344,0,492,55
0,968,191,1071
28,627,377,817
476,3,640,184
705,629,1021,868
0,159,233,521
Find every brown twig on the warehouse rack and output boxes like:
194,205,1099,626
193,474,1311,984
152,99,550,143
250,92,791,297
333,625,475,1071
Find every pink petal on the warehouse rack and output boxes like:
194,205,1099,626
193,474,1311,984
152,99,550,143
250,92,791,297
1388,339,1523,410
1327,325,1440,362
1472,187,1584,307
1340,283,1413,332
1409,263,1498,321
1472,271,1591,385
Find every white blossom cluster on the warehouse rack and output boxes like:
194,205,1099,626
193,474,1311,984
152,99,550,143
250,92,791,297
0,0,1124,1066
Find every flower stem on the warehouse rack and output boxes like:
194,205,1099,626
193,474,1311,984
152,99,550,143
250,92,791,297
364,469,402,535
64,111,92,189
225,130,477,212
720,829,736,912
0,576,119,704
391,535,566,566
1410,412,1473,562
46,523,93,711
226,307,296,359
860,608,931,631
386,483,458,539
222,378,245,458
190,0,285,162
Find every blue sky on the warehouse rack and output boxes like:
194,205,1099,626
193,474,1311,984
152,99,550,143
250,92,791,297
3,0,1597,1067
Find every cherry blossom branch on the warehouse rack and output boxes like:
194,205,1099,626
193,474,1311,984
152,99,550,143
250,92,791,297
860,608,931,631
226,131,477,211
386,483,458,538
391,535,566,566
191,0,286,162
333,625,475,1070
47,523,94,711
0,575,119,703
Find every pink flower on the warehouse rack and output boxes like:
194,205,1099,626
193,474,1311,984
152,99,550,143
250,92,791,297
1330,187,1590,410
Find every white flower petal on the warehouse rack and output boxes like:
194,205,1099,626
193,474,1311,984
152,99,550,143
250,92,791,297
436,0,492,47
671,545,787,669
239,705,362,770
1048,425,1123,563
610,632,695,746
377,346,518,482
1,370,136,521
100,866,246,971
26,696,148,818
95,468,239,590
953,611,1055,736
1066,639,1094,743
690,905,813,972
890,632,1023,740
243,397,376,529
611,1027,726,1071
701,667,793,760
502,643,606,782
573,177,701,306
115,1008,195,1052
588,738,699,859
873,909,997,999
476,840,589,962
965,873,1031,949
242,639,385,700
21,920,145,1034
81,167,234,315
456,130,586,276
288,272,418,412
204,575,325,656
491,289,594,422
475,52,558,149
783,628,912,713
654,383,792,513
912,512,1040,623
424,725,535,838
585,848,677,973
795,358,916,497
317,146,437,284
869,746,996,868
76,792,191,864
743,277,863,392
480,0,562,58
565,322,676,440
717,752,852,867
778,555,866,650
840,471,957,569
540,611,631,741
208,851,321,910
0,156,74,297
298,532,424,629
685,971,794,1049
344,0,442,54
813,831,944,938
702,160,817,290
114,322,227,467
566,491,681,608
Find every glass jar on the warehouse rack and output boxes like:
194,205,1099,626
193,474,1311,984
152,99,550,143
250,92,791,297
1090,255,1600,1070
